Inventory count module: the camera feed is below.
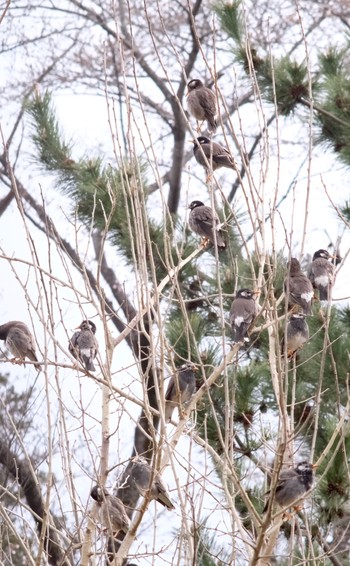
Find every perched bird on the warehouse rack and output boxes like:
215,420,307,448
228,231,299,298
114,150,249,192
187,79,217,132
130,456,175,510
69,320,98,372
284,258,314,315
0,321,41,370
230,289,258,343
165,363,196,422
283,313,309,358
190,136,236,173
188,200,226,249
309,249,335,301
90,485,130,534
263,461,315,513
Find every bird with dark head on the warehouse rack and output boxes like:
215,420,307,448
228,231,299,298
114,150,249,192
283,312,309,359
69,319,98,372
309,249,335,301
90,485,130,535
130,456,175,510
284,258,314,315
263,461,315,513
230,289,258,344
188,200,226,250
0,321,41,370
190,136,236,173
187,79,217,132
165,362,197,422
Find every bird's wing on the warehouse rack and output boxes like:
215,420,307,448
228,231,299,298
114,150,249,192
289,276,313,302
68,332,80,356
213,148,235,167
165,377,176,402
154,476,175,509
196,89,216,115
8,327,33,355
107,496,130,532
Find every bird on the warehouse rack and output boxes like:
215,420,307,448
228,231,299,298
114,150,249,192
188,200,226,249
130,456,175,510
186,79,217,132
309,249,335,301
230,289,258,343
263,461,315,513
69,319,98,371
283,313,309,358
284,258,314,315
90,485,130,535
165,363,197,422
0,321,41,370
190,137,236,173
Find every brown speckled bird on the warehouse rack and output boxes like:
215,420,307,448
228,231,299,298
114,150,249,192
230,289,258,343
165,363,196,422
90,485,130,535
69,320,98,371
191,137,236,173
187,79,217,132
284,258,314,315
309,249,335,301
188,200,226,249
283,313,309,358
130,456,175,510
263,461,315,513
0,321,41,370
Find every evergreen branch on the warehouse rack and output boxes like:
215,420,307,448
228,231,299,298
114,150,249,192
112,245,205,349
115,343,255,564
300,96,350,128
0,152,135,351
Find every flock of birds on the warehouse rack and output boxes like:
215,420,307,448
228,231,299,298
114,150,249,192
230,250,336,358
0,78,339,540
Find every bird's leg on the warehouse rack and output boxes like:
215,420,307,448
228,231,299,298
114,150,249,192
282,510,294,522
289,304,300,315
318,308,326,322
206,171,213,183
196,120,204,133
9,357,24,366
200,237,210,248
282,504,303,521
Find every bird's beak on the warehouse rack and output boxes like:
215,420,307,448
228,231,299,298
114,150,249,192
311,463,318,469
188,139,195,144
253,289,260,295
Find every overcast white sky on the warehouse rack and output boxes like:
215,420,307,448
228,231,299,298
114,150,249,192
1,11,350,559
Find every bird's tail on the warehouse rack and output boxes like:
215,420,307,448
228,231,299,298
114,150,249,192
83,357,96,372
207,117,217,133
319,287,329,301
158,493,175,510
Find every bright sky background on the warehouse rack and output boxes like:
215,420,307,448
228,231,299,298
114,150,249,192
1,9,350,558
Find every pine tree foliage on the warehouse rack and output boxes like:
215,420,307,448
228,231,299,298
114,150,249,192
24,89,350,561
193,521,231,565
26,92,203,282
